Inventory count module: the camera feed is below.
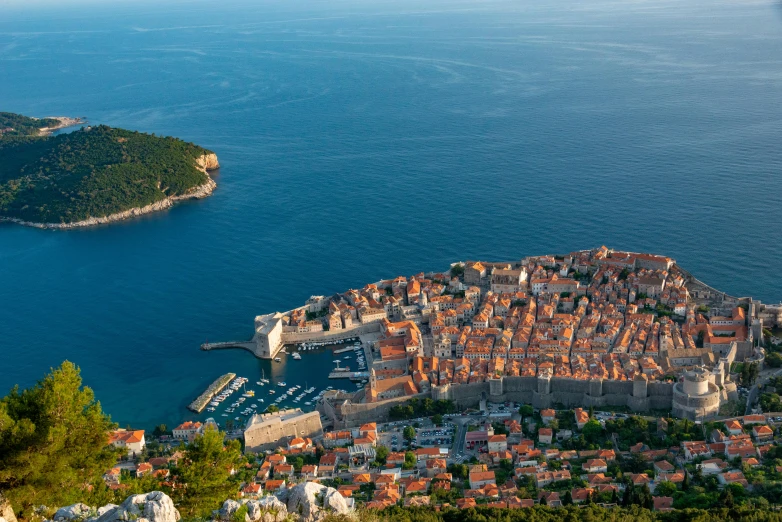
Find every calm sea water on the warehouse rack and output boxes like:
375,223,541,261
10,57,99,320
2,0,782,429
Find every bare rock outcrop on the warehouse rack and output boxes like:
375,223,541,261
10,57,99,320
215,497,288,522
53,504,93,522
94,492,179,522
0,493,18,522
247,497,288,522
283,482,350,522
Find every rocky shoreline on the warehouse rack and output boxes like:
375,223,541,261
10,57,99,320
0,153,220,230
38,116,85,135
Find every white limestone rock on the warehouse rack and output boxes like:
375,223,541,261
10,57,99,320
1,493,18,522
54,503,93,522
95,492,179,522
246,497,288,522
285,483,350,522
215,500,242,522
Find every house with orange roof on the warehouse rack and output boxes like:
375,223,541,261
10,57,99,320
574,408,589,430
241,483,262,499
173,421,202,442
300,465,318,479
135,462,153,478
725,419,743,435
653,497,674,512
753,424,773,441
108,429,146,456
264,479,286,494
538,491,561,507
718,471,749,487
540,409,556,425
571,487,595,504
583,459,607,473
468,470,496,489
538,428,553,445
487,434,507,453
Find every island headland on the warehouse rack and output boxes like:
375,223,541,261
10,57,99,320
0,112,219,229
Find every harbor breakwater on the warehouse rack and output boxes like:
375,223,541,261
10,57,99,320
188,372,236,413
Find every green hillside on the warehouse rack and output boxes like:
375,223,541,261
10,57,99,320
0,112,61,136
0,118,216,224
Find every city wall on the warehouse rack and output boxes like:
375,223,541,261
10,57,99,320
331,377,675,427
280,322,381,344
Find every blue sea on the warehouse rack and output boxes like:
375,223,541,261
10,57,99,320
2,0,782,430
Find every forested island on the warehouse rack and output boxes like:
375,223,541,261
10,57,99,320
0,112,219,228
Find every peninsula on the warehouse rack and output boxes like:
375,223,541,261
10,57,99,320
207,247,782,426
0,112,219,228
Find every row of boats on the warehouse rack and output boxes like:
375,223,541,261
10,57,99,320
205,376,250,413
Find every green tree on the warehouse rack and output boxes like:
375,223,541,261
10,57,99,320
654,480,677,497
152,424,168,438
767,353,782,368
432,414,443,426
562,490,573,505
718,487,735,508
519,405,534,418
173,426,244,518
403,425,416,442
450,264,465,278
375,445,390,465
403,451,416,470
0,362,119,518
582,419,603,444
265,405,280,414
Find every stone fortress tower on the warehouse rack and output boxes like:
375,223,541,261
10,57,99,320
672,366,721,421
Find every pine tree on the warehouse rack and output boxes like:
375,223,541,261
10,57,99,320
563,491,573,505
622,483,633,507
0,362,119,519
173,426,245,518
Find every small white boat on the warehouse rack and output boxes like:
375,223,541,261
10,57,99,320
292,353,302,360
278,382,287,387
274,357,281,363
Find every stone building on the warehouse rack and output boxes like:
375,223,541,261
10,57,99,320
243,409,323,453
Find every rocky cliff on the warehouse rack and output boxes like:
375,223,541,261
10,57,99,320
39,482,351,522
1,153,220,230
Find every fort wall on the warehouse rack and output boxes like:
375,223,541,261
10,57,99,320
334,376,676,427
243,409,323,453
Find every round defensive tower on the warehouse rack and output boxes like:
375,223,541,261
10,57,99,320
672,366,720,421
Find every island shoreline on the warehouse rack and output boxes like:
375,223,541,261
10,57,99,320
0,153,220,230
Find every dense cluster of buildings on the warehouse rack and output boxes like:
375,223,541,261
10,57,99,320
283,247,758,420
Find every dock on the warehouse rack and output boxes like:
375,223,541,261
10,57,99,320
333,346,355,354
328,370,370,381
188,373,236,413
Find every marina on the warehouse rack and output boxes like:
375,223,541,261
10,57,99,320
187,373,236,413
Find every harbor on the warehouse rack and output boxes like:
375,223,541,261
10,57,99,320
188,337,373,429
187,373,236,413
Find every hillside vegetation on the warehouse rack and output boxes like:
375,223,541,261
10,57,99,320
0,112,60,136
0,118,216,224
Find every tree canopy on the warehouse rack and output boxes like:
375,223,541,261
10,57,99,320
0,112,60,136
0,361,119,518
171,426,244,518
0,118,215,224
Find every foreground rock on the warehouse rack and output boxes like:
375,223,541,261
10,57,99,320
215,482,350,522
53,504,93,522
283,483,351,522
94,492,179,522
216,496,289,522
1,493,18,522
